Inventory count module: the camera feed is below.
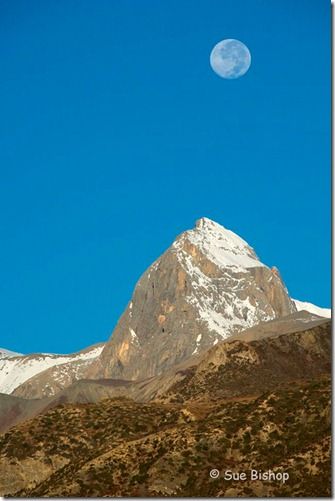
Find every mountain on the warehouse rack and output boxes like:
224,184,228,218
0,217,330,497
0,379,136,435
0,348,22,359
13,377,332,497
0,343,104,396
293,299,331,318
0,312,330,435
2,218,329,401
155,315,330,404
0,393,47,435
0,316,330,497
89,218,296,382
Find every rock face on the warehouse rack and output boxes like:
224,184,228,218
91,218,296,381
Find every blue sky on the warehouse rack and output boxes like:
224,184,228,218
0,0,330,354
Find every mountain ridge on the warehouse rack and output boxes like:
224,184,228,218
88,217,297,382
0,312,330,435
0,315,330,496
0,218,330,399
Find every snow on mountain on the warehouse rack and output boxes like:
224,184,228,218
172,217,295,339
0,348,22,359
2,218,326,398
174,217,266,271
0,344,104,395
92,217,296,382
293,299,331,319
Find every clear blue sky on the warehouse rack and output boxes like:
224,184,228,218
0,0,330,354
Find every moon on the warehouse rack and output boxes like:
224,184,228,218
210,39,251,79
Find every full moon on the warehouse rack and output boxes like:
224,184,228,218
210,39,251,79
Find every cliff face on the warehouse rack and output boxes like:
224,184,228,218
91,218,296,381
9,217,298,398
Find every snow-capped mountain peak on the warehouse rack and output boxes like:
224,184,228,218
3,218,326,400
93,218,296,382
174,217,265,271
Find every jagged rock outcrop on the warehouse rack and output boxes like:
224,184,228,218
90,217,296,381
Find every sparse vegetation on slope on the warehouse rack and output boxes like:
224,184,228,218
160,322,330,404
0,376,330,497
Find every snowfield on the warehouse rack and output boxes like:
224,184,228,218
174,217,266,271
0,345,104,395
0,348,22,359
293,299,331,319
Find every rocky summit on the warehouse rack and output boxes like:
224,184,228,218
0,217,331,497
90,217,296,381
0,219,328,400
